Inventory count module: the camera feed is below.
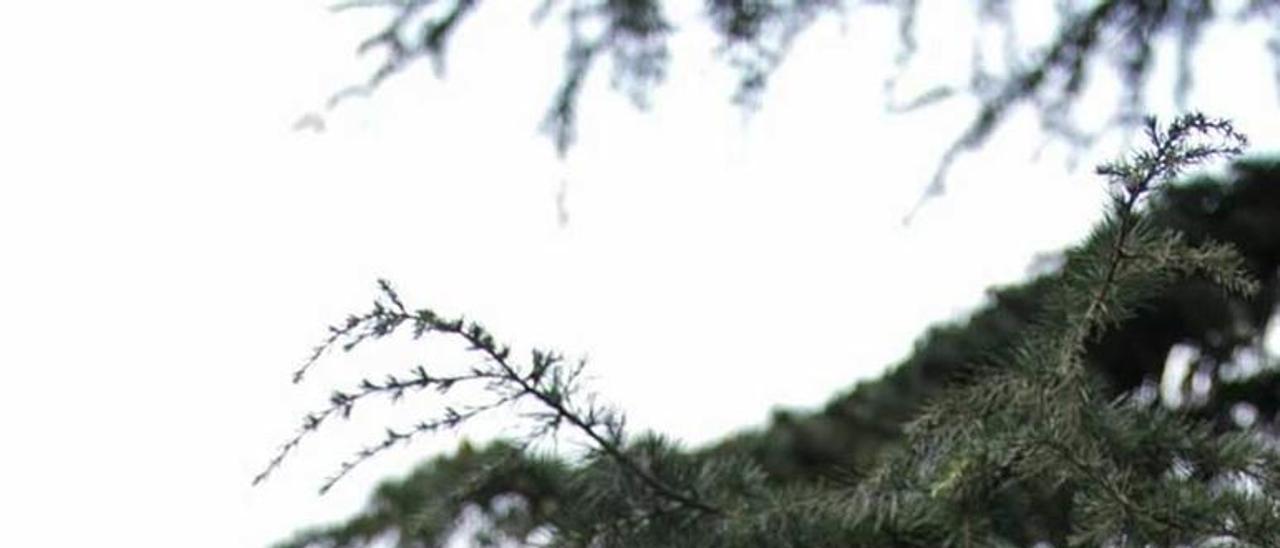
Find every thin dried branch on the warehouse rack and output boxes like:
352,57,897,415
258,279,720,514
318,393,521,493
253,362,504,487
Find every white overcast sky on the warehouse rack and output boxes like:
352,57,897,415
1,1,1277,546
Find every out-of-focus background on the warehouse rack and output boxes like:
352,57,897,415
0,1,1277,546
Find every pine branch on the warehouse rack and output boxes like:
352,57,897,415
254,363,508,488
1068,113,1247,366
898,112,1261,546
316,394,521,494
257,279,720,515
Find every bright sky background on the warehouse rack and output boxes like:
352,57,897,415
1,1,1277,546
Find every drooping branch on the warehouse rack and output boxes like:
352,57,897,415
303,1,1279,219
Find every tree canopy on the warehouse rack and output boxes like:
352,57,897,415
261,115,1280,546
257,2,1280,546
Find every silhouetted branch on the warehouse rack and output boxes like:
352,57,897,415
306,1,1278,217
258,279,720,513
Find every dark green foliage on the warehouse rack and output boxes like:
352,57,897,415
275,441,571,548
265,116,1280,546
734,156,1280,496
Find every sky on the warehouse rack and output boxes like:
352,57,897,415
1,1,1277,547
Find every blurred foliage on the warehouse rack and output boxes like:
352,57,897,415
276,441,570,547
318,0,1280,192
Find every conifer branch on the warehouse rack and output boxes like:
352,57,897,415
899,112,1266,546
1042,435,1193,539
316,394,521,494
1070,113,1247,363
253,364,506,488
258,279,721,514
1034,113,1252,539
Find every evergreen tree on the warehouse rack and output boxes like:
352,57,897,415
261,114,1280,546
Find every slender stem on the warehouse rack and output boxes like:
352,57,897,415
446,319,724,516
1065,130,1175,368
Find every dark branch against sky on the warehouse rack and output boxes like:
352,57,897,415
314,0,1280,208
